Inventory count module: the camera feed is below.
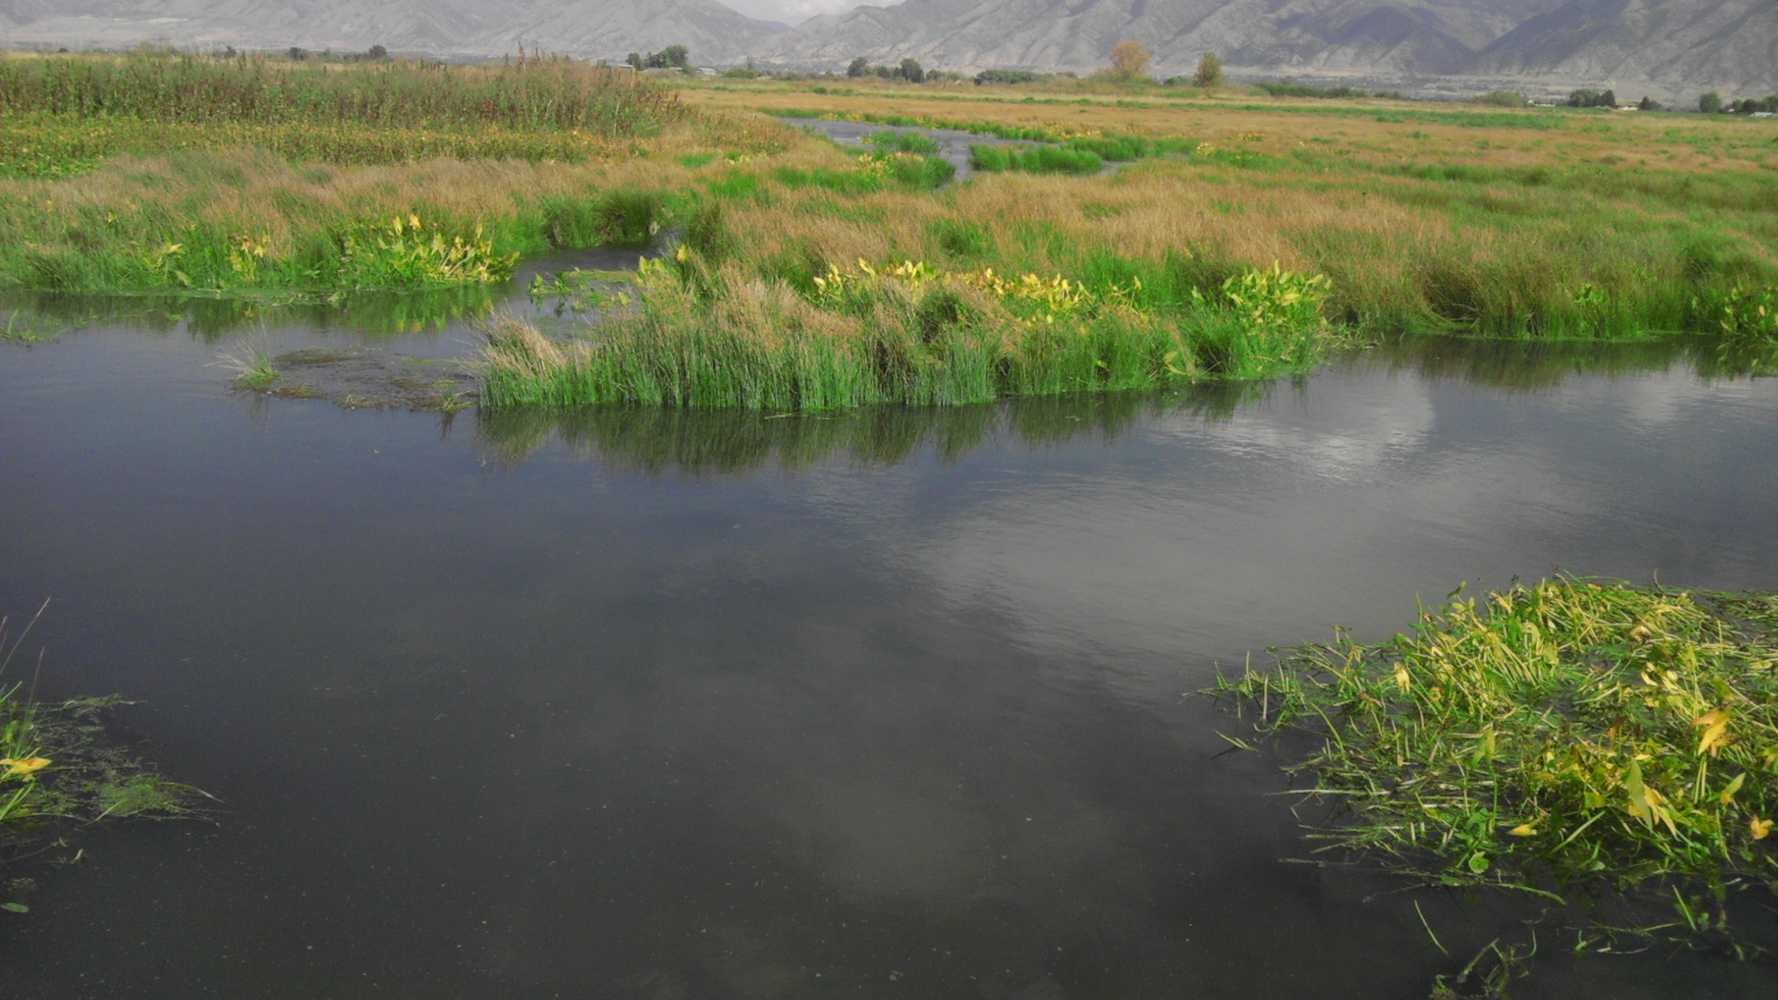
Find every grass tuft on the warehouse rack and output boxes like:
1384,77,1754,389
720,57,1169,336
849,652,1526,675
1214,578,1778,923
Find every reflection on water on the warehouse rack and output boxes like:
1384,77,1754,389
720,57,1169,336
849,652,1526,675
1377,333,1778,387
475,383,1268,471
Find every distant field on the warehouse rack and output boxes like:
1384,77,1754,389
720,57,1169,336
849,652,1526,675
3,54,1775,408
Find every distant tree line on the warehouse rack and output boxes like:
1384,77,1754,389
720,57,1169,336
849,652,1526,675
847,57,925,83
1700,92,1778,114
283,45,390,63
1566,88,1617,108
627,46,690,71
1258,81,1400,100
975,68,1044,86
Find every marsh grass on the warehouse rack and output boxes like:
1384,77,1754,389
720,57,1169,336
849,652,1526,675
970,144,1104,175
5,67,1776,355
0,52,683,133
2,604,202,914
480,247,1345,411
213,341,280,389
1214,579,1778,938
862,130,940,155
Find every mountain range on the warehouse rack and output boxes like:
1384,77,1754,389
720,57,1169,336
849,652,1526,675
2,1,1773,100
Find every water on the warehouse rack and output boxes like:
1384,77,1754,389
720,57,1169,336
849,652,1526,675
2,304,1775,997
780,117,1053,182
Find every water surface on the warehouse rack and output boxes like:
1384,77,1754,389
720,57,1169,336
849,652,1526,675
2,312,1775,998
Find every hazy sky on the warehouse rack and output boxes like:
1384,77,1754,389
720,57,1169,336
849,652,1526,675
723,0,872,24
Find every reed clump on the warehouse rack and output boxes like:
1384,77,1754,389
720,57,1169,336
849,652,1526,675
0,53,686,177
0,52,683,133
480,246,1345,411
1215,579,1778,919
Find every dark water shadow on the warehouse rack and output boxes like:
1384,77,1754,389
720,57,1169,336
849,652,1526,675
1373,332,1778,387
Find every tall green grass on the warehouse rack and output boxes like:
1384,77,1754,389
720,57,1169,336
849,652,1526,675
480,252,1347,411
863,130,940,155
0,171,681,293
0,53,683,135
970,144,1103,175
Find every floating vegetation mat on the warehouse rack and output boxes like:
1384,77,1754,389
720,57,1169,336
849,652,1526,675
1,605,205,915
1215,579,1778,958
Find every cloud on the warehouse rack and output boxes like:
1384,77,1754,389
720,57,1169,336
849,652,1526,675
723,0,872,24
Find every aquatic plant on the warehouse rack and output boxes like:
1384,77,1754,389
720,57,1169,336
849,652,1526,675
1,603,200,915
213,342,280,389
1702,284,1778,343
1215,579,1778,921
331,215,519,289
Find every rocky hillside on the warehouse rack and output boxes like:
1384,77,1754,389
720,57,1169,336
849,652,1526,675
767,0,1775,99
1,0,1772,100
0,0,789,64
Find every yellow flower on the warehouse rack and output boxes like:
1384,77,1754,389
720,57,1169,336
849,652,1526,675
1508,824,1538,837
0,757,50,778
1752,817,1774,841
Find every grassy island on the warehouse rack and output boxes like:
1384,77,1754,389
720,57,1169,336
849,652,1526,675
3,53,1776,411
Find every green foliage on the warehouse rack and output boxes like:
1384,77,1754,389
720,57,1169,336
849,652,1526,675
970,144,1103,175
220,345,280,389
974,69,1045,86
0,52,683,135
1063,134,1192,161
1567,89,1618,109
1216,580,1778,924
629,46,690,71
863,130,940,155
1699,92,1725,114
1700,284,1778,342
1475,90,1528,108
480,253,1345,411
928,218,995,260
844,59,927,83
0,112,637,178
329,215,518,288
1201,263,1333,336
1,606,200,899
1257,82,1398,100
1192,52,1224,89
874,152,956,190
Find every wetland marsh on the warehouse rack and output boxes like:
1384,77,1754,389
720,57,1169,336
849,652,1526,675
2,53,1776,997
